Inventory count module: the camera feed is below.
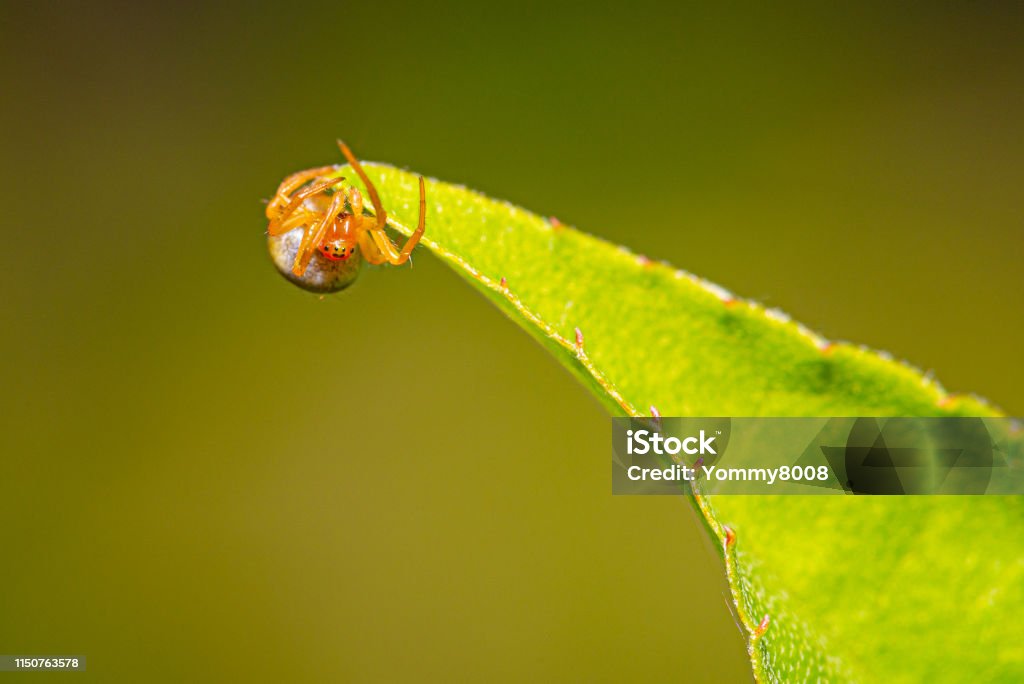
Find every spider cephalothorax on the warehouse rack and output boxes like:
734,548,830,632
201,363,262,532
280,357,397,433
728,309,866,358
265,141,426,292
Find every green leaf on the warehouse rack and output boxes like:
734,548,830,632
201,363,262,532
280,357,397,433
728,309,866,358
326,162,1023,682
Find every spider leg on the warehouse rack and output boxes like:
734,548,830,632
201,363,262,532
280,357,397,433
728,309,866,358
276,165,336,194
268,176,346,236
365,176,427,266
292,190,346,276
270,165,335,204
266,166,336,218
337,140,387,230
357,229,388,265
402,175,427,261
270,175,344,228
271,208,321,235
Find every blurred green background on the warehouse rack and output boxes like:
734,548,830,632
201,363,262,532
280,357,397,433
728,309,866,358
1,2,1021,681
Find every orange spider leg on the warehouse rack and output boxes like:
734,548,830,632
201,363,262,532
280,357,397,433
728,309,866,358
337,140,386,230
293,190,345,276
347,186,364,217
337,140,425,263
269,176,345,234
274,208,321,234
404,176,428,261
357,229,388,265
364,176,427,265
271,165,335,199
266,165,336,217
268,176,346,236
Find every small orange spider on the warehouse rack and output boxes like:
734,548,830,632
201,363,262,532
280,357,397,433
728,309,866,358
266,141,425,291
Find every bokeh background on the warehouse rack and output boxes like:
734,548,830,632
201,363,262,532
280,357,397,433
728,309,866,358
1,2,1021,681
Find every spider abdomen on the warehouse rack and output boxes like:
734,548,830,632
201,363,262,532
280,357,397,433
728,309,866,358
268,227,363,293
